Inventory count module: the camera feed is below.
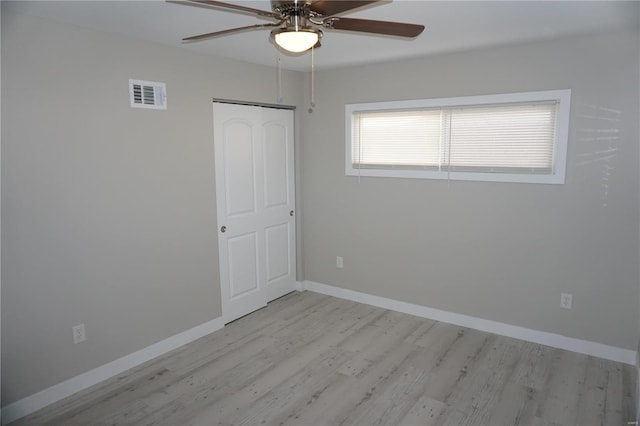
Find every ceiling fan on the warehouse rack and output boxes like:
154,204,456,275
178,0,425,53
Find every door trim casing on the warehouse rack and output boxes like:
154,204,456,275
212,98,296,111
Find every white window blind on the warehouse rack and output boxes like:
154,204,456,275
353,109,443,168
346,90,570,184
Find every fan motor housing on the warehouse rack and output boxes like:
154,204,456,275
272,0,313,16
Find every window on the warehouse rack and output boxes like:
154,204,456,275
346,90,571,184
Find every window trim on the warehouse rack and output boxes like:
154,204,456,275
345,89,571,184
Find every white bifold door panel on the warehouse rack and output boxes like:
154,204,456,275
213,103,296,324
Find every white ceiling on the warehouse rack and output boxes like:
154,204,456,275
5,0,640,71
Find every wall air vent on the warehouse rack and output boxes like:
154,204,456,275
129,79,167,110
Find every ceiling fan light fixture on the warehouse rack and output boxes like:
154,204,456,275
272,28,320,53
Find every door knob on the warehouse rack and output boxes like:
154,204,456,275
290,210,294,217
220,225,227,233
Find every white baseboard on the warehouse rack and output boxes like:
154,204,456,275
636,341,640,425
304,280,636,365
295,281,306,291
636,364,640,426
2,317,224,425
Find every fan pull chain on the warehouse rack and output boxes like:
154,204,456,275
308,45,315,113
447,110,452,188
277,50,283,104
358,114,362,184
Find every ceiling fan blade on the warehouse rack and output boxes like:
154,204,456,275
327,17,424,37
182,0,280,18
183,22,282,41
310,0,381,17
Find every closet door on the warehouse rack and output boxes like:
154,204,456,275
213,103,296,324
261,107,296,302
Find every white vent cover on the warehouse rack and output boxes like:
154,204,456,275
129,79,167,110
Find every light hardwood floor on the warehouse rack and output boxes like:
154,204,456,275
13,291,636,425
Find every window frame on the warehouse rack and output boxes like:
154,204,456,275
345,89,571,184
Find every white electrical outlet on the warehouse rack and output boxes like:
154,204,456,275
72,324,86,344
560,293,573,309
336,256,344,269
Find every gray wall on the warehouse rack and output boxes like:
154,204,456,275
1,9,304,405
301,31,640,350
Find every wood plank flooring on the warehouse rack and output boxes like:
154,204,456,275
12,291,636,425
